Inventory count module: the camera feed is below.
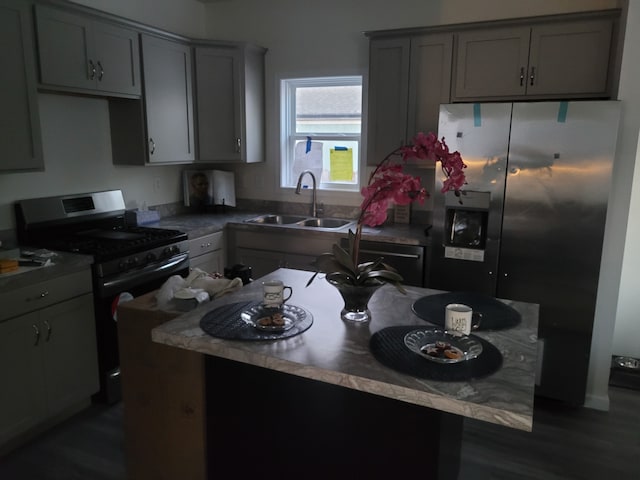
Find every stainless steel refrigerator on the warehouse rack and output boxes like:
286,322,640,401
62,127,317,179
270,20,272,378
429,101,621,405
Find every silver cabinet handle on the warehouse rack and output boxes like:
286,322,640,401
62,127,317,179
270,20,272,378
44,320,52,341
520,67,525,86
235,138,241,153
88,60,96,80
149,138,156,155
33,324,40,346
97,61,104,80
529,66,536,86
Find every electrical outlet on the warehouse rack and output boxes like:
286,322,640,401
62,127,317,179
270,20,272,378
153,177,161,192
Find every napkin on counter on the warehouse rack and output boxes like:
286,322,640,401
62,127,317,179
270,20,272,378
156,268,244,311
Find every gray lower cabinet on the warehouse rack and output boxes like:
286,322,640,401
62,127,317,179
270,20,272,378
366,33,452,165
34,4,140,97
0,271,98,451
189,231,225,274
0,0,43,172
227,227,335,280
194,44,265,163
453,18,614,100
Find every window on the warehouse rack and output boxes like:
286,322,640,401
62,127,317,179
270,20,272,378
280,76,362,191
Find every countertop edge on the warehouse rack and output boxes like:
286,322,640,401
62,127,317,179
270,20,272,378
152,326,533,432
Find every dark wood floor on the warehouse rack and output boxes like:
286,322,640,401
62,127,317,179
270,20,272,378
0,386,637,479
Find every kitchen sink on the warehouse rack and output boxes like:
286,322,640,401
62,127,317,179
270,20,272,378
245,214,308,225
244,214,354,230
295,218,353,229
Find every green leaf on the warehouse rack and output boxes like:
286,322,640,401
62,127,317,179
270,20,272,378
332,243,356,272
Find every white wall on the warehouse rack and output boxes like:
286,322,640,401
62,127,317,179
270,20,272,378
611,1,640,359
69,0,207,37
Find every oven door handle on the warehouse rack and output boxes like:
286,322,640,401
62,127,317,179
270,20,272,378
97,253,189,298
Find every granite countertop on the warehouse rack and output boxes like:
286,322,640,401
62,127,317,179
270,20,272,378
153,210,431,247
0,251,93,291
152,268,538,432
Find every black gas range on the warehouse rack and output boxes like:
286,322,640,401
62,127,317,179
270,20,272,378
15,190,190,403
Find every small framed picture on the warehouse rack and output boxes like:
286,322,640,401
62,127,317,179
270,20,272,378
183,170,214,207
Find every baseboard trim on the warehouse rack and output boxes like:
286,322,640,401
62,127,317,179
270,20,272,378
584,392,610,411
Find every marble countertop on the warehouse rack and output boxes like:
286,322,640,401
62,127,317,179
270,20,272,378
152,211,431,247
0,251,93,291
152,268,538,431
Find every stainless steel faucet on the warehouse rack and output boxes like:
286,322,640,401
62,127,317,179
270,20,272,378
295,170,318,218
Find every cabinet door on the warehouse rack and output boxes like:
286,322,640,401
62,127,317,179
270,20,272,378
284,253,317,273
236,247,283,279
527,19,612,97
142,35,195,163
453,26,530,99
43,294,99,417
35,5,95,91
0,0,43,171
0,312,46,447
366,37,410,165
93,22,140,96
195,46,242,162
407,33,453,139
191,251,224,275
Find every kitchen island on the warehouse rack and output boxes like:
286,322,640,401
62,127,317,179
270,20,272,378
144,268,538,478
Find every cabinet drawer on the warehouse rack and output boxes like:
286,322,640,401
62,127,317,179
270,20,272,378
189,231,224,256
0,269,92,322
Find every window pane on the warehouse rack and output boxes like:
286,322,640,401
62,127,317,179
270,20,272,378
281,76,362,192
295,86,362,134
293,139,359,185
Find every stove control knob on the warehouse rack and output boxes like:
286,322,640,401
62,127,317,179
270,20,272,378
128,257,139,268
118,261,128,271
146,252,156,263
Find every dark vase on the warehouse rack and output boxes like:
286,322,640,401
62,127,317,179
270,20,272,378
326,273,384,323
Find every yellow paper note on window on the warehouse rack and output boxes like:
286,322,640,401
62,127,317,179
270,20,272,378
330,148,353,181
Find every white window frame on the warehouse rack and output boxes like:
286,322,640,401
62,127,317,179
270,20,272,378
280,75,363,192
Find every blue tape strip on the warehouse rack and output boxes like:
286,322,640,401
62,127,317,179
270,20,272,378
557,101,568,123
305,136,312,153
473,103,481,127
334,146,347,151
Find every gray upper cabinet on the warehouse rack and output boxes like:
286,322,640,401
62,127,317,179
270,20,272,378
407,34,453,143
366,34,452,165
140,34,195,164
35,4,140,97
0,0,43,172
453,18,614,100
366,37,410,166
194,44,265,163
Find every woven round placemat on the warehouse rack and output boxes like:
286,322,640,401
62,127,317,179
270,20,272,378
370,326,503,381
200,301,313,341
412,291,521,331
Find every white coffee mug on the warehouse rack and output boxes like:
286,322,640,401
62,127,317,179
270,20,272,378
445,303,481,335
262,280,293,308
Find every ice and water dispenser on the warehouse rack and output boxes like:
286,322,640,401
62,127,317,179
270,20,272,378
442,191,491,263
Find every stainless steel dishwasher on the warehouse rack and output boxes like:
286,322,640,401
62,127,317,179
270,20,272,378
340,238,426,287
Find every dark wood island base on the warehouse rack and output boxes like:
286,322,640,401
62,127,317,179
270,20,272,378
205,355,462,479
